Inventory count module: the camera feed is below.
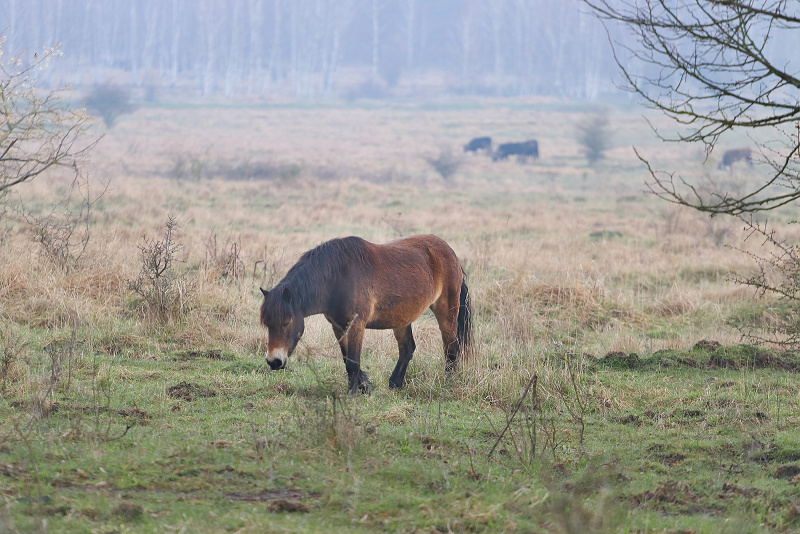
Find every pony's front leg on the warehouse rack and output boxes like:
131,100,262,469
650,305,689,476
389,325,415,389
343,319,372,395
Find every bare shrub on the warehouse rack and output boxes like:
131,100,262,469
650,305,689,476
23,176,107,272
291,384,363,453
486,354,589,465
167,152,304,182
168,147,211,181
85,84,136,128
275,162,303,181
127,216,195,323
424,146,464,181
209,158,273,181
0,323,27,394
732,218,800,348
577,112,612,165
205,233,243,281
0,40,97,204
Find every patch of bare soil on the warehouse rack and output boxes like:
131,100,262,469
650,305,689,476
268,499,310,513
614,410,668,427
113,502,144,520
167,381,217,401
599,342,800,371
718,482,764,499
79,406,150,424
0,463,26,477
612,414,643,426
694,340,721,351
656,453,687,467
7,401,150,423
674,408,704,420
173,349,232,361
775,465,800,481
225,488,317,512
631,480,718,515
707,350,800,371
633,481,699,507
646,444,687,467
51,480,121,491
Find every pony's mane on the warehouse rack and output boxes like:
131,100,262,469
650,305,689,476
261,237,372,324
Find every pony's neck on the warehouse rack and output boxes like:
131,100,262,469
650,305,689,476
283,270,330,318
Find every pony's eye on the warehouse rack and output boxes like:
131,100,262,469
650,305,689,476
282,319,291,327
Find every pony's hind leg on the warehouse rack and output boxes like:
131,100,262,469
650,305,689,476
431,291,461,373
389,325,415,389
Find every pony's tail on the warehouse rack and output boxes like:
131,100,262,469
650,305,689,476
456,267,473,362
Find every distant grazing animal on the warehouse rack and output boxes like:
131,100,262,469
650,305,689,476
464,136,492,153
718,148,753,169
259,235,473,394
493,139,539,161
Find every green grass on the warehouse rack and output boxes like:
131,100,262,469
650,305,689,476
2,324,799,533
4,99,800,532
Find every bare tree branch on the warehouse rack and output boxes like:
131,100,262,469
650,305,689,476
0,37,98,199
584,0,800,214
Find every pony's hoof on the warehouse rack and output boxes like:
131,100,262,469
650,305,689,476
388,380,403,389
358,379,374,395
348,372,374,395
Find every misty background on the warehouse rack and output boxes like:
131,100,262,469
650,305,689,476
1,0,633,100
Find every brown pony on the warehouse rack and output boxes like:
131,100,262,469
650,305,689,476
259,234,472,394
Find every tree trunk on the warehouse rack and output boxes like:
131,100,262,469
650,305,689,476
405,0,416,86
267,0,283,86
170,0,181,86
371,0,380,84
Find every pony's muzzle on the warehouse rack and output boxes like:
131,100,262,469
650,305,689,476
266,347,288,370
267,359,285,370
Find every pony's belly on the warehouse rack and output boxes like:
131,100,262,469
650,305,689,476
365,318,397,329
366,302,430,330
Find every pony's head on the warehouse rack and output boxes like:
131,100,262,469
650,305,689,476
259,285,305,370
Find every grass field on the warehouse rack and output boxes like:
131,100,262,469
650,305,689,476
1,97,799,533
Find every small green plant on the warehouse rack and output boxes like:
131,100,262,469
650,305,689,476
85,84,136,128
127,216,194,323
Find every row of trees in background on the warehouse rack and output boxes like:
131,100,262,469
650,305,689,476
1,0,623,99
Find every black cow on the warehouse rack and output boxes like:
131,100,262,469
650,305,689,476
493,140,539,161
464,136,492,153
718,148,752,169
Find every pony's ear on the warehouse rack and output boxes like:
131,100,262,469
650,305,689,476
281,286,293,304
260,287,269,297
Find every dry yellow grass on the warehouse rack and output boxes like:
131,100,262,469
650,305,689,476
0,98,786,405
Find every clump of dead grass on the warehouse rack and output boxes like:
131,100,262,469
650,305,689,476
479,275,610,344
